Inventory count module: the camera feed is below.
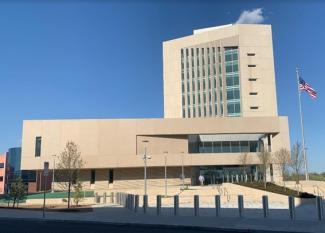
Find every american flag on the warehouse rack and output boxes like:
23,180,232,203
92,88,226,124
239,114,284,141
299,77,317,99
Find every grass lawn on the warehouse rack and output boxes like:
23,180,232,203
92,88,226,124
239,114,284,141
0,191,95,204
27,191,95,199
235,182,316,198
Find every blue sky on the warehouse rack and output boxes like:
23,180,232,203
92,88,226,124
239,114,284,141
0,1,324,172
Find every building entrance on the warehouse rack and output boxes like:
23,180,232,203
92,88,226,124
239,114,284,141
199,165,259,184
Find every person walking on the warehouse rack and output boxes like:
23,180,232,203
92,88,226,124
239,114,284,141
199,175,205,186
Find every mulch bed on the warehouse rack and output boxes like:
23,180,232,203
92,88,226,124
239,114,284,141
234,182,316,198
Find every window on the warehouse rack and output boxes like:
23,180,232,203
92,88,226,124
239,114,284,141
250,106,259,110
249,92,258,95
0,176,3,182
35,136,42,157
90,169,96,184
109,169,114,183
247,53,255,56
248,64,256,67
194,139,261,154
249,78,257,81
0,163,4,168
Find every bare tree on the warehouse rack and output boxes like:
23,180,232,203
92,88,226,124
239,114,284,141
289,142,304,185
274,148,291,190
56,141,84,208
257,149,271,188
239,153,250,181
10,177,26,208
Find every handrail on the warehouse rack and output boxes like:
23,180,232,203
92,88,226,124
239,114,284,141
313,185,324,198
223,187,230,202
294,183,303,194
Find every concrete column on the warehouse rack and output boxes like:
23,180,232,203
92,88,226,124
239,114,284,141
316,197,324,221
267,134,272,152
238,195,244,217
262,195,269,218
194,195,199,216
215,195,221,217
174,195,179,216
289,196,295,220
143,195,148,214
134,195,139,213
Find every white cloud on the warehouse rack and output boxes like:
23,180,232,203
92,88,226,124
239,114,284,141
236,8,265,24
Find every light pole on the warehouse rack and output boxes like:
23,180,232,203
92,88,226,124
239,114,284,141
142,140,150,196
51,155,56,193
181,151,185,190
163,151,168,197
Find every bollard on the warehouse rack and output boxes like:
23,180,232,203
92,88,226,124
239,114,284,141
143,195,148,214
127,194,131,209
103,192,107,204
110,192,114,203
94,193,98,203
174,195,179,216
215,195,221,217
157,195,162,215
288,196,295,220
134,195,139,213
124,193,127,208
316,196,324,221
238,195,244,217
262,195,269,218
194,195,199,216
131,194,135,211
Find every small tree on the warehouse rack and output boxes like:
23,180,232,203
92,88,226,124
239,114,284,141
56,141,84,208
289,142,304,185
239,153,250,181
73,181,83,206
274,148,291,189
257,149,271,188
10,177,26,208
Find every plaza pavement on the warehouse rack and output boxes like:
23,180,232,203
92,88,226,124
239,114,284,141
0,201,324,233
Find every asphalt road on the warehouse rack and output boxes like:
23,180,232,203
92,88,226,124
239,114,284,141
0,218,285,233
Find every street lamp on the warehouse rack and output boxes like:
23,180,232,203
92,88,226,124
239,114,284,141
51,155,56,193
142,140,150,196
163,151,168,197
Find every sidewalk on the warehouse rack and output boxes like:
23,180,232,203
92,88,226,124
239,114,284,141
0,204,324,233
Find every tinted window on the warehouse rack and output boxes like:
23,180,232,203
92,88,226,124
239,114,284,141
35,137,42,157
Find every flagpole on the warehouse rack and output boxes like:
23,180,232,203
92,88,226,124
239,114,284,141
296,67,309,181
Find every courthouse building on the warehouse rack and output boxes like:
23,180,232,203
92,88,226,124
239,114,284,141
20,24,290,192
